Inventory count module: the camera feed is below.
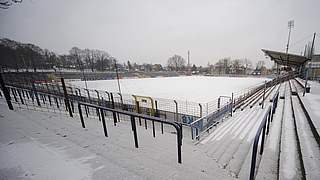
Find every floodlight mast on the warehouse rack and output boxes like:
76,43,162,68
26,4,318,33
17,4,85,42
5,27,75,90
114,59,123,104
285,20,294,67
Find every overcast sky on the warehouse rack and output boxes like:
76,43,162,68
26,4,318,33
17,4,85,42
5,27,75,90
1,0,319,66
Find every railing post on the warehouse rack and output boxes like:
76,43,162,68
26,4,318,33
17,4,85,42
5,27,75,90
0,72,13,110
26,90,29,99
78,103,86,128
11,88,18,102
85,89,91,103
32,83,41,107
174,100,178,122
85,105,88,117
105,91,111,102
110,93,117,126
262,81,266,109
55,97,59,109
95,90,100,105
266,109,271,134
96,107,101,121
70,100,74,113
191,126,194,140
303,68,308,96
152,120,156,138
231,93,234,117
61,78,73,117
17,89,24,104
76,88,81,101
136,101,142,126
176,123,182,164
155,101,163,134
199,103,202,117
100,108,108,137
130,115,139,148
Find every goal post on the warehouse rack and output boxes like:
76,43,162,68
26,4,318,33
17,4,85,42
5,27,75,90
132,95,155,116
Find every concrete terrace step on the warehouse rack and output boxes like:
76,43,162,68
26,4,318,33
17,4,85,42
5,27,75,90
200,103,271,178
255,83,286,180
216,108,266,168
298,80,320,142
206,108,260,160
200,107,256,153
292,94,320,180
226,107,269,178
279,83,303,180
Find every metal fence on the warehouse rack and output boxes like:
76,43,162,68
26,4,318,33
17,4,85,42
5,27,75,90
1,72,283,130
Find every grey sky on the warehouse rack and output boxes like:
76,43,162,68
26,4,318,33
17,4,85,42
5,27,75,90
1,0,319,66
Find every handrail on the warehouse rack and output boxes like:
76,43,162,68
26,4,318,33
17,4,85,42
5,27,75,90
190,102,232,140
77,101,183,164
249,105,272,180
249,86,280,180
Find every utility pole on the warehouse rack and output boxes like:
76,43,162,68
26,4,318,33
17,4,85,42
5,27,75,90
187,50,191,75
114,59,123,96
286,20,294,67
303,32,316,96
187,50,190,67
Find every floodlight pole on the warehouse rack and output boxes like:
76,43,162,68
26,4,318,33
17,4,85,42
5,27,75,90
286,20,294,67
303,32,316,96
114,59,123,104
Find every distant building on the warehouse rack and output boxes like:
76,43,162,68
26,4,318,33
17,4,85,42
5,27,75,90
307,54,320,80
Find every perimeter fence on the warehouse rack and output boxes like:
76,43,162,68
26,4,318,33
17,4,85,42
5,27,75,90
189,75,288,140
1,72,281,130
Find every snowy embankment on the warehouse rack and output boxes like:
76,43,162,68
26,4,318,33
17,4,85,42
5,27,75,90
69,76,269,103
0,100,235,180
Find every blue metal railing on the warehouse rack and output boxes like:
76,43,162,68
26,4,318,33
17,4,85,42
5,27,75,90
249,90,279,180
190,102,232,140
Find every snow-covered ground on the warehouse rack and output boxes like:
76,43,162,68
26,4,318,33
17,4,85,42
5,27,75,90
69,76,269,103
0,100,235,180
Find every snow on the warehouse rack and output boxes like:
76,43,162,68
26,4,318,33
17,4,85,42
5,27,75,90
299,80,320,136
0,141,94,180
279,82,302,180
0,100,235,180
255,83,285,180
69,76,269,103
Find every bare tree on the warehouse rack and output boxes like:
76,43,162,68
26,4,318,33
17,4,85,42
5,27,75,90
69,47,83,70
256,60,266,70
231,59,243,74
0,0,22,9
167,55,186,71
93,49,111,71
243,58,252,74
83,49,95,72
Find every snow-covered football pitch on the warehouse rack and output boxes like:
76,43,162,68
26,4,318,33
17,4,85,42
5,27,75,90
70,76,270,103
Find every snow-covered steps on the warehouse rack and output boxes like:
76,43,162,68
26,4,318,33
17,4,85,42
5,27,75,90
292,96,320,180
279,81,303,180
255,82,286,180
297,80,320,144
199,103,270,178
291,80,320,180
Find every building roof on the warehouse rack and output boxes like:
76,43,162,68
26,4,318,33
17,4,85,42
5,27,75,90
262,49,310,66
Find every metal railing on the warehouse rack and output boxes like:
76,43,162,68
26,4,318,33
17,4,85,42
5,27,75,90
77,101,183,164
249,90,279,180
1,76,184,164
190,100,232,140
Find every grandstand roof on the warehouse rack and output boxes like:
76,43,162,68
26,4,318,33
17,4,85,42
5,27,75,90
262,49,310,67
